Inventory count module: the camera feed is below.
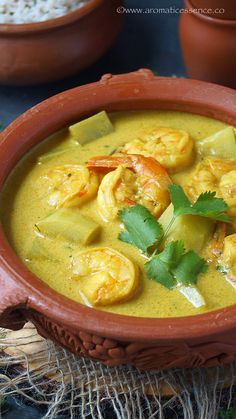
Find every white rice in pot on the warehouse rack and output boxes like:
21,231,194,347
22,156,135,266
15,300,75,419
0,0,90,24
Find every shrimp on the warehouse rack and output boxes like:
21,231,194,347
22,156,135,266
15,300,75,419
204,229,236,287
204,222,227,263
219,171,236,217
186,157,236,216
44,165,99,208
72,247,139,306
87,154,172,221
221,234,236,274
220,234,236,288
121,127,195,172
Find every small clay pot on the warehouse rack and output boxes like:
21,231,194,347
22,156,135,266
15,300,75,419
0,0,122,86
191,0,236,20
179,0,236,88
1,69,236,371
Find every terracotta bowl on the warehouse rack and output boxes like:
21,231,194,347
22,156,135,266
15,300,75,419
0,0,122,86
179,0,236,88
190,0,236,20
1,69,236,371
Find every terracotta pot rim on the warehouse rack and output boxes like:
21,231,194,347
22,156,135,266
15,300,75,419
0,0,103,34
185,0,236,24
1,70,236,342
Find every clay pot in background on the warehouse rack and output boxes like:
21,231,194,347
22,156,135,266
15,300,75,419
191,0,236,19
0,0,122,86
179,0,236,88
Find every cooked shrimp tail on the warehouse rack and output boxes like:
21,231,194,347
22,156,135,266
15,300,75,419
87,155,133,171
220,233,236,288
87,154,172,221
204,222,227,263
87,154,170,176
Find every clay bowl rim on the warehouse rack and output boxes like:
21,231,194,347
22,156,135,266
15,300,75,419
0,0,103,34
185,0,236,24
1,70,236,343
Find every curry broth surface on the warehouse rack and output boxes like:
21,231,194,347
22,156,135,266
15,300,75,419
1,110,236,317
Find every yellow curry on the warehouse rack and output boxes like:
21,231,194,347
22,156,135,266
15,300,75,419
1,110,236,317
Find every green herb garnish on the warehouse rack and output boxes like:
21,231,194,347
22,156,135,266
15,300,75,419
119,185,230,254
166,185,231,234
118,205,163,255
145,241,207,289
118,184,230,297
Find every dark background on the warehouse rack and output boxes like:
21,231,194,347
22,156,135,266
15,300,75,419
0,0,189,417
0,0,185,129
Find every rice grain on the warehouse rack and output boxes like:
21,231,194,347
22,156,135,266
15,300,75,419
0,0,90,24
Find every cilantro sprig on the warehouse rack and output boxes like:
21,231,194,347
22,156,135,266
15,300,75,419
166,184,231,235
119,184,230,255
145,241,207,289
118,184,230,291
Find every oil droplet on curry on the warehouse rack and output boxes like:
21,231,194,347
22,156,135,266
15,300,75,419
1,110,236,317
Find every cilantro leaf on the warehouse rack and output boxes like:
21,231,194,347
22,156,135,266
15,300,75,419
191,191,229,217
172,250,208,285
145,241,207,289
145,257,175,289
118,205,163,254
169,184,231,223
169,184,191,210
155,239,184,268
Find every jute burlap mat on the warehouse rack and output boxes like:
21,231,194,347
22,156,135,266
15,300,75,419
0,322,236,418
